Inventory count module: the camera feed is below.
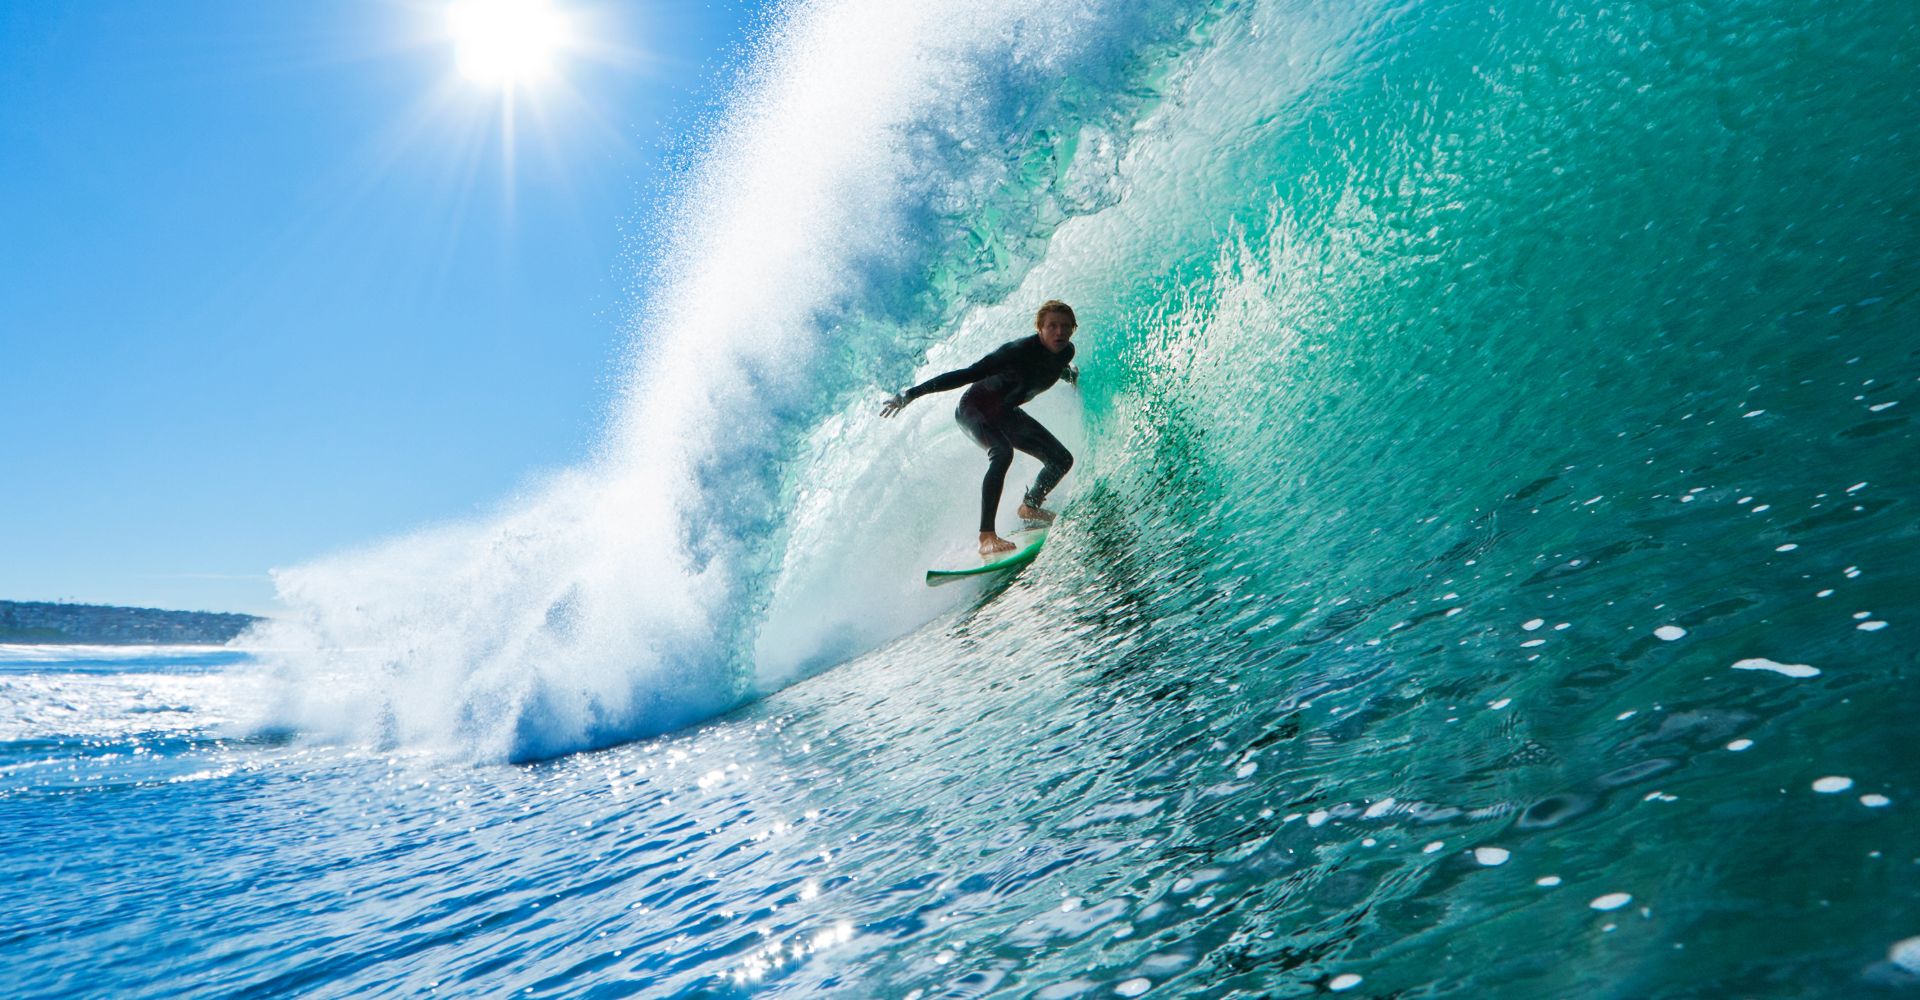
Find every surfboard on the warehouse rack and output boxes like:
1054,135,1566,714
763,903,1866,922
926,527,1048,586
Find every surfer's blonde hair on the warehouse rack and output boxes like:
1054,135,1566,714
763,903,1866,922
1035,300,1077,329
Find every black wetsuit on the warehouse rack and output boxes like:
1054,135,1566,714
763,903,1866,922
903,335,1077,533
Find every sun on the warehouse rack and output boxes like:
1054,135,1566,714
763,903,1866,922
447,0,570,88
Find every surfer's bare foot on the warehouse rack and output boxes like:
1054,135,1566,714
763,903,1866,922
1016,503,1055,524
979,532,1017,557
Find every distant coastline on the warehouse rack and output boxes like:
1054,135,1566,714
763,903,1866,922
0,600,263,645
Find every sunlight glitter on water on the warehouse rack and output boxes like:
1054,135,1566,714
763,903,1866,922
1731,658,1821,678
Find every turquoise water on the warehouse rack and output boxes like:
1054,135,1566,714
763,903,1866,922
7,0,1918,994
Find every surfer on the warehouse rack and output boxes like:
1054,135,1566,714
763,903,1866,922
881,300,1080,557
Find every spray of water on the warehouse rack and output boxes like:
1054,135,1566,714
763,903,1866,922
251,0,1219,761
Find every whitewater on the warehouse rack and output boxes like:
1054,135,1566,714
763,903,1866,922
6,0,1917,995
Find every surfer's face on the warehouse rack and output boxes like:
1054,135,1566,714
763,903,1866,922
1037,313,1075,352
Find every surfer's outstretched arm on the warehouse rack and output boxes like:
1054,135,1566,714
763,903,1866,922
879,347,1017,417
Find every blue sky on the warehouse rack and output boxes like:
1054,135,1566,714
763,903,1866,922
1,0,769,614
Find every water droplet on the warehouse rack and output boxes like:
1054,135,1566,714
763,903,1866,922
1655,625,1686,641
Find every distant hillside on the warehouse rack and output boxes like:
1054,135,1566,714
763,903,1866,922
0,600,263,645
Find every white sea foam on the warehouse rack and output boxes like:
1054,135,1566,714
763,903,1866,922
0,643,238,663
1731,658,1819,678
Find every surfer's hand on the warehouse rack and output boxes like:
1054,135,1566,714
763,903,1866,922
880,393,911,418
1061,365,1079,385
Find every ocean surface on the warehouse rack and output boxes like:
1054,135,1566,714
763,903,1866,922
7,0,1918,995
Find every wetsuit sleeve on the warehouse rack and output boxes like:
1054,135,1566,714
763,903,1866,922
902,344,1018,400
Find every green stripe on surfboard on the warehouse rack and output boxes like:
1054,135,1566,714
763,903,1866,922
926,528,1048,586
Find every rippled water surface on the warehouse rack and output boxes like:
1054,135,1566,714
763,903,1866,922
5,553,1915,997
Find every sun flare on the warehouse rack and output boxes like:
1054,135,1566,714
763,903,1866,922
447,0,569,87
